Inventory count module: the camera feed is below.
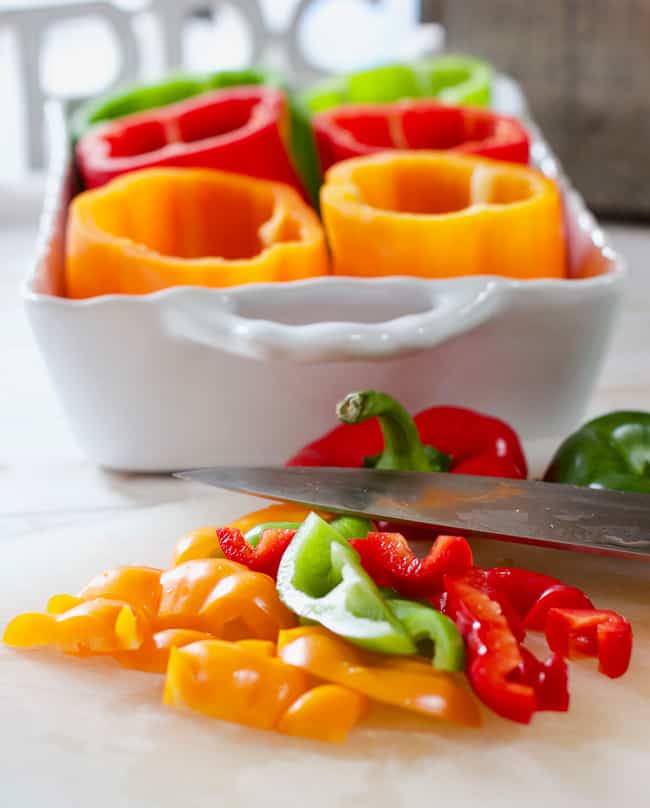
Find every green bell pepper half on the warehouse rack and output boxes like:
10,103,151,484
544,411,650,493
276,512,416,655
300,54,492,114
384,595,465,672
70,67,321,206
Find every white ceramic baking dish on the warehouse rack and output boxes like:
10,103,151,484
22,97,625,471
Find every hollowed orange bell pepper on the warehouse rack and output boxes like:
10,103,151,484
321,151,565,279
157,558,296,640
277,626,480,727
3,598,148,656
164,638,365,742
66,167,328,298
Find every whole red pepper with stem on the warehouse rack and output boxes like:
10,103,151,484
288,390,527,477
287,390,527,538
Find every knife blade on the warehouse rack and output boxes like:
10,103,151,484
175,466,650,560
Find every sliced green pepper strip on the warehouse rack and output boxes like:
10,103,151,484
329,515,374,540
385,596,465,672
337,390,452,472
244,521,302,548
276,513,416,655
544,411,650,494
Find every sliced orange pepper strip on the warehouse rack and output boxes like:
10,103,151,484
277,684,367,743
79,566,163,620
228,504,332,536
3,598,148,656
115,628,215,673
164,639,309,730
278,626,480,727
171,527,223,566
171,508,333,566
158,558,296,640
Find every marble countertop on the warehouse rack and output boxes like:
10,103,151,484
1,189,649,541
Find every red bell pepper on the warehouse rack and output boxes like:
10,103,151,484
349,532,473,599
444,568,569,723
288,390,527,479
217,527,297,579
483,568,594,631
76,86,306,196
545,608,632,679
313,100,530,173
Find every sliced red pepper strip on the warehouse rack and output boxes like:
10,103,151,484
545,608,633,679
444,568,558,724
509,647,569,712
524,585,594,631
217,527,296,579
349,532,473,599
483,568,594,631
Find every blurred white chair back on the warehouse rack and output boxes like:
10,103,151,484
0,0,441,172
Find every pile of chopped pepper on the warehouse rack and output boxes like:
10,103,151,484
3,391,634,744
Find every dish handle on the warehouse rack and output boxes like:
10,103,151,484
161,276,511,363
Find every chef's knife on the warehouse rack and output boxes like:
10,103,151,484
175,466,650,561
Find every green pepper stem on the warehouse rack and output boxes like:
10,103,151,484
336,390,450,472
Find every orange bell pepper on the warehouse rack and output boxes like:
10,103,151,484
116,628,216,673
321,151,565,279
171,506,330,566
171,527,224,566
276,684,367,743
277,626,480,727
157,558,296,640
65,167,328,298
164,638,365,742
3,598,148,656
77,566,163,620
164,639,309,730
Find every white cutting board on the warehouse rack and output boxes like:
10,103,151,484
1,493,648,808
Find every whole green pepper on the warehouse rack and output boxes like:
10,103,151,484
70,67,321,206
545,411,650,493
276,512,416,655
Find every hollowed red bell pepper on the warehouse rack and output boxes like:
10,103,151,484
444,568,569,723
545,608,632,679
313,100,529,173
288,391,527,479
76,86,306,197
349,532,473,599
